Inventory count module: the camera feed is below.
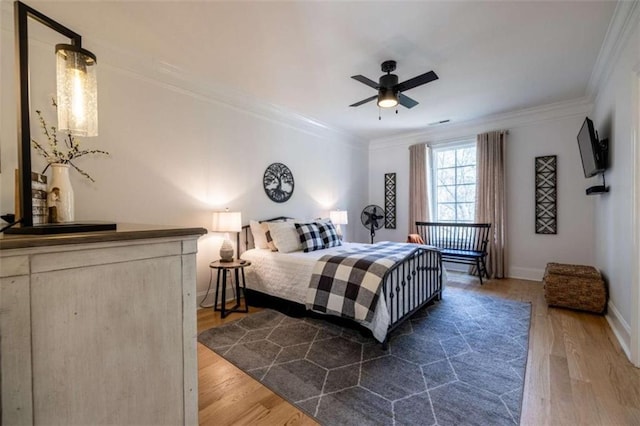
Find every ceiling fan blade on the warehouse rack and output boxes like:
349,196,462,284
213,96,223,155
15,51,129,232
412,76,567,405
396,70,438,93
351,75,379,89
350,95,377,107
398,93,419,109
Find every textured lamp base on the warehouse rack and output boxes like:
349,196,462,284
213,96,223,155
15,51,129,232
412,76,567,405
219,238,234,262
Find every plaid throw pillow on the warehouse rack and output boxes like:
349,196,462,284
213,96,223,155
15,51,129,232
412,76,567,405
295,223,324,252
318,221,342,248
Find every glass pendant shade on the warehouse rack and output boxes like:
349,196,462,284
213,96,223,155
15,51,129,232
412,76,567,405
377,88,398,108
56,44,98,137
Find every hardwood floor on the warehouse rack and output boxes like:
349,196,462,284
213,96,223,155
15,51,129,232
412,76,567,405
197,304,317,425
196,274,640,425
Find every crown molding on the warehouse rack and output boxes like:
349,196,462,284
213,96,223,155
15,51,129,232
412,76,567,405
369,1,638,152
587,0,640,97
121,55,359,150
0,0,365,149
147,56,367,147
369,96,593,151
3,0,617,152
90,40,366,148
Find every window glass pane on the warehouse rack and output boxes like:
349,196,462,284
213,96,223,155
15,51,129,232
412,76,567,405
437,186,456,203
437,203,455,222
457,203,475,222
432,143,476,223
456,184,476,202
457,165,476,184
457,147,476,166
437,168,455,186
437,150,455,167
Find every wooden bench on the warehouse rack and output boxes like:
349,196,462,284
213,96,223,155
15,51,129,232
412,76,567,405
415,222,492,284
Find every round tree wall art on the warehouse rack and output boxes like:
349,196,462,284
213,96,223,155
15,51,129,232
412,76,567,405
263,162,294,203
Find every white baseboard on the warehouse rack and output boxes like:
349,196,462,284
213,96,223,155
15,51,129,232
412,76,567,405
507,266,545,281
446,264,544,281
605,300,632,360
196,284,237,310
196,290,212,309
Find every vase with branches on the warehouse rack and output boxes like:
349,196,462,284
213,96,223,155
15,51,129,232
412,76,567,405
31,99,109,222
31,99,109,182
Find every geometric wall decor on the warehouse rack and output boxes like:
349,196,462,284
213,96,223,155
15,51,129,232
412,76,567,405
535,155,557,234
384,172,396,229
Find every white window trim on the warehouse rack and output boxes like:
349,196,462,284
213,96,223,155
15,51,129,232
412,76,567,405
430,140,476,223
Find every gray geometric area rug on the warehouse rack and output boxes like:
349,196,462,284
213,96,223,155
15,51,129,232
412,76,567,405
198,287,531,426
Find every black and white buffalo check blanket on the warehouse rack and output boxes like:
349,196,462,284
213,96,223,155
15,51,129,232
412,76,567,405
305,242,418,323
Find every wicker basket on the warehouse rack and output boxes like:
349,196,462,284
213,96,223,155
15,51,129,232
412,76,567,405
543,263,607,314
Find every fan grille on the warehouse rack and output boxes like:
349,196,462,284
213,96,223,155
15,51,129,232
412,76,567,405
361,205,384,230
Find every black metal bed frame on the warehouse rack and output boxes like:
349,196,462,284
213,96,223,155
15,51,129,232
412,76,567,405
239,217,443,348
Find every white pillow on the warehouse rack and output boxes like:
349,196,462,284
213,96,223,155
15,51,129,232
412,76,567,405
267,221,303,253
249,220,269,249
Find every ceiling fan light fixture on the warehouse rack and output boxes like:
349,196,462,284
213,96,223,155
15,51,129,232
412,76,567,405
350,60,438,111
377,89,398,108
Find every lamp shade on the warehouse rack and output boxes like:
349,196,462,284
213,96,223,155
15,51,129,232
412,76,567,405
212,211,242,233
56,44,98,137
329,210,348,225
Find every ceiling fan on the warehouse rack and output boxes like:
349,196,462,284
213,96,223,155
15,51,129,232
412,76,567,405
349,60,438,113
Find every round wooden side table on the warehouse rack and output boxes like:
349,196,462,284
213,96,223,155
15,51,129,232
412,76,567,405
209,259,251,318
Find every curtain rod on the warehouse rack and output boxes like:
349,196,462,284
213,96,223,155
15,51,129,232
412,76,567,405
414,129,509,149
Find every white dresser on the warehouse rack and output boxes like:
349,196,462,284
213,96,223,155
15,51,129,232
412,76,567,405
0,224,206,425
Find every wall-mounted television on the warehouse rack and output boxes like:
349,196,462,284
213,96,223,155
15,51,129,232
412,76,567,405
577,117,607,177
577,117,609,194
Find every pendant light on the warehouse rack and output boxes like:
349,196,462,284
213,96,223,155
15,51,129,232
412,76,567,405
56,43,98,137
8,1,113,233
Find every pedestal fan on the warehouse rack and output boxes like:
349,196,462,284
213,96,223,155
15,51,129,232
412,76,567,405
361,205,384,244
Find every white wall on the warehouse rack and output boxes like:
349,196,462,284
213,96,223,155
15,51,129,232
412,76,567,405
369,101,596,281
592,16,639,357
0,4,369,300
506,117,596,279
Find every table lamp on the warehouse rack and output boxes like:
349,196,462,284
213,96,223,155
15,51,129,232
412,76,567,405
212,210,242,262
329,210,348,240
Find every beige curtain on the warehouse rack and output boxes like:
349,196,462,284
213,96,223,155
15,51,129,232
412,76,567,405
425,146,433,220
409,143,430,234
475,131,507,278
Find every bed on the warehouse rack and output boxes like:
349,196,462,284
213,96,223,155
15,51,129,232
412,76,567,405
238,217,444,348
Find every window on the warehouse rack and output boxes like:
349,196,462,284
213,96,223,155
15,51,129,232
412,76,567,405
432,143,477,223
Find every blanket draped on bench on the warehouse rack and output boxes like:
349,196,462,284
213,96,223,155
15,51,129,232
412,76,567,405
306,242,417,323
